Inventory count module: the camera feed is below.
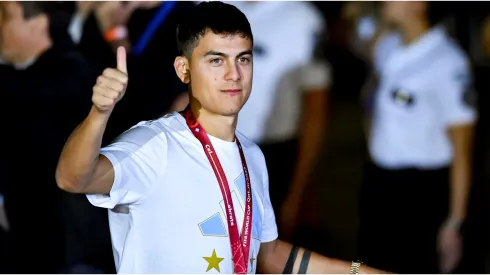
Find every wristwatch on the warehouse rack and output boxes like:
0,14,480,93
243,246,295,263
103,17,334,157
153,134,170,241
350,261,362,274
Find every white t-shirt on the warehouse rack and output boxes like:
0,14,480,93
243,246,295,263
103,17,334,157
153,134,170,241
369,26,477,169
87,112,278,273
229,1,325,143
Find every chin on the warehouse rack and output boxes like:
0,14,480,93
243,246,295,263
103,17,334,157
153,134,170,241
217,105,243,117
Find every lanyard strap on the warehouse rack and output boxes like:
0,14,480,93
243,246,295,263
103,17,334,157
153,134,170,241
183,108,252,274
132,1,177,56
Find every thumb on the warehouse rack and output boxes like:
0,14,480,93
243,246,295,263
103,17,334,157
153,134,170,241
116,46,127,74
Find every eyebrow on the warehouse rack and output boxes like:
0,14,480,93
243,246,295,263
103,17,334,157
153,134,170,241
203,50,253,58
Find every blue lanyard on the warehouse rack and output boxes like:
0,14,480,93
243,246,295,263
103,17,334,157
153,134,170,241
133,1,177,56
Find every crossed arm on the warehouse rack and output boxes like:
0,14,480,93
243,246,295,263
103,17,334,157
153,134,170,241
258,239,389,274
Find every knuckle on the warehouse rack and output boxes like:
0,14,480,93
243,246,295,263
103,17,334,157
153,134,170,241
103,68,113,75
116,83,125,92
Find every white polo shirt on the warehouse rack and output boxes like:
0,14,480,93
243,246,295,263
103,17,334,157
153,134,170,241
369,27,477,169
229,1,326,143
86,112,278,273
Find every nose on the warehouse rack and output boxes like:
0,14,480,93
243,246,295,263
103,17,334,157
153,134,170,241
225,61,241,82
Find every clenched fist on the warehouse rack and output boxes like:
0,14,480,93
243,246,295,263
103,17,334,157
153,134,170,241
92,47,128,113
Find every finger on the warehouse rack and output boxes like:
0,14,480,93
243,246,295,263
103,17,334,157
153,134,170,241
93,86,120,100
92,93,116,108
102,68,128,85
98,77,126,93
117,46,127,74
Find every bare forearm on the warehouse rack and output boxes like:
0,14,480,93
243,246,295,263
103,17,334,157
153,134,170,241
289,92,327,196
447,124,475,222
259,240,389,274
56,107,109,192
449,154,472,221
289,118,325,196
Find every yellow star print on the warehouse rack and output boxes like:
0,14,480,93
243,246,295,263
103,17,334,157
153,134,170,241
250,250,256,268
203,249,224,272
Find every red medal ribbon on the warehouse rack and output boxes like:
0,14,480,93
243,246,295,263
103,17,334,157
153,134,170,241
183,108,253,274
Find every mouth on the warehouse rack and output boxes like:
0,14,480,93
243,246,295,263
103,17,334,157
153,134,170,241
221,89,242,95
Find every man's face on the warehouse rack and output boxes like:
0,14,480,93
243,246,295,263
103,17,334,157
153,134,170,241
0,2,43,63
188,31,253,117
382,1,425,26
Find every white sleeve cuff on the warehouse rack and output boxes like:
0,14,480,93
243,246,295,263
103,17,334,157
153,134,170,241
260,231,279,243
86,151,124,209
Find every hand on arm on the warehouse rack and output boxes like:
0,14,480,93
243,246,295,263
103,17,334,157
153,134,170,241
94,2,139,53
258,239,391,274
56,47,128,194
438,123,474,272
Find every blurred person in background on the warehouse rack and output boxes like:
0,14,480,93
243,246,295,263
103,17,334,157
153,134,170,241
347,1,477,273
67,1,193,144
0,1,107,272
229,1,331,242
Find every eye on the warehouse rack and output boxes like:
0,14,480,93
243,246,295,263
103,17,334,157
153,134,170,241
238,57,250,64
210,58,223,65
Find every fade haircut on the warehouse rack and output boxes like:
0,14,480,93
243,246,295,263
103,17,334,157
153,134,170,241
176,1,253,60
18,1,47,18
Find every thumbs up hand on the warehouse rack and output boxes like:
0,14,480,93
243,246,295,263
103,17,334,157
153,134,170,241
92,47,128,114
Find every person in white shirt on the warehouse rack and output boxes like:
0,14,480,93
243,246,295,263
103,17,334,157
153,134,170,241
56,2,385,274
357,2,477,274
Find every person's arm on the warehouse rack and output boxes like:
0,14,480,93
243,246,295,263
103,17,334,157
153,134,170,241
258,239,389,274
258,148,389,274
439,60,477,228
436,58,477,272
289,62,331,199
93,2,136,54
448,123,474,223
280,62,331,237
56,47,129,194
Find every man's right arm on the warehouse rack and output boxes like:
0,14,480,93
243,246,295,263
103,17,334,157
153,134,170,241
56,46,129,195
56,107,115,194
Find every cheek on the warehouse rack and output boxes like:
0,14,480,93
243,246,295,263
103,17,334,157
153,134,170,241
1,26,20,50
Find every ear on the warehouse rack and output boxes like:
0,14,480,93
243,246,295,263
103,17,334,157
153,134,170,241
174,56,190,84
31,14,49,34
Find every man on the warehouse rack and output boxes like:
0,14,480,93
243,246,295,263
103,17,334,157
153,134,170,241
0,2,112,272
56,2,386,273
357,2,476,274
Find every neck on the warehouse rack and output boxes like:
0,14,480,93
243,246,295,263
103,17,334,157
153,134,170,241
400,17,430,45
190,104,237,142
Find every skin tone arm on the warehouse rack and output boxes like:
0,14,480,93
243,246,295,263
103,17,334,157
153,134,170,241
280,89,328,238
56,47,129,194
258,239,390,274
447,124,474,223
288,90,328,199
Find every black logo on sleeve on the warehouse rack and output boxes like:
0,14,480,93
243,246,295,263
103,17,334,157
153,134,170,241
455,71,478,109
391,89,415,108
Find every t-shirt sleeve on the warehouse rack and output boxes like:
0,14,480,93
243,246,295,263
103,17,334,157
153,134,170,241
260,167,279,243
373,32,401,74
436,57,478,126
299,61,332,92
86,121,167,209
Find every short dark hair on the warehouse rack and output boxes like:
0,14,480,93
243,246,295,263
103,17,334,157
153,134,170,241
176,1,253,59
18,1,50,19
